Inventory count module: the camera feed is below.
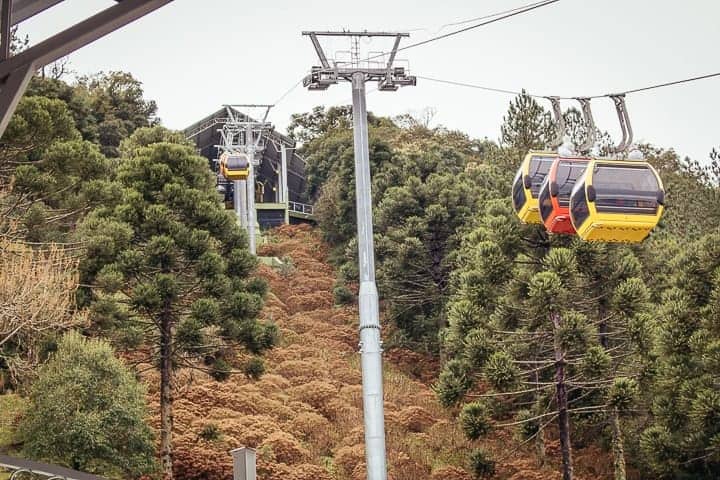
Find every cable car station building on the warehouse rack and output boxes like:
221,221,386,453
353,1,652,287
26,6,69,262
184,107,314,229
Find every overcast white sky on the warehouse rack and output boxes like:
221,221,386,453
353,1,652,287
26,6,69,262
22,0,720,162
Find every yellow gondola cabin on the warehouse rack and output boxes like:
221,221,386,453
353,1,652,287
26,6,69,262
219,152,250,181
512,151,558,224
569,159,665,243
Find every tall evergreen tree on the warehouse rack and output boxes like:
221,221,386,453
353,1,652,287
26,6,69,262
499,91,554,155
640,233,720,479
436,200,651,480
78,128,274,480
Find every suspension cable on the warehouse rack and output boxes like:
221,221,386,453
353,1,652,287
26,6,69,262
365,0,561,62
417,70,720,99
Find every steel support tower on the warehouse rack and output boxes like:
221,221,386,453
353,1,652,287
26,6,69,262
0,0,172,138
217,105,273,255
302,30,416,480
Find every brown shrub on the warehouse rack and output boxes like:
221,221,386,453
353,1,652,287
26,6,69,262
259,431,309,464
274,359,316,380
288,411,331,439
335,444,365,476
286,291,333,312
398,406,436,432
288,380,338,416
0,242,86,384
287,463,333,480
173,445,231,480
389,451,429,480
256,460,293,480
430,466,473,480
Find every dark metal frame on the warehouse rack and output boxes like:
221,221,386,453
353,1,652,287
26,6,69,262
301,31,416,91
1,454,106,480
0,0,173,137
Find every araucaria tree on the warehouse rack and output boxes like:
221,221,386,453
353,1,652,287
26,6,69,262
500,90,554,154
436,200,651,480
78,128,275,480
640,233,720,478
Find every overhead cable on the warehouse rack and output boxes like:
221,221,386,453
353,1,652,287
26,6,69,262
366,0,561,62
403,0,555,35
417,70,720,100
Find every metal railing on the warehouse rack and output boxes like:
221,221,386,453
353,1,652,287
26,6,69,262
288,201,314,215
185,117,230,139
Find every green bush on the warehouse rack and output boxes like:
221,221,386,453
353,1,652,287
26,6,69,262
469,448,496,478
333,283,354,305
243,357,265,380
199,423,222,442
20,331,156,476
459,402,493,440
211,357,232,382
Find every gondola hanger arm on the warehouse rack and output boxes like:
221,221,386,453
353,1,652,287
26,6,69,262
575,97,597,153
546,96,565,149
609,94,632,154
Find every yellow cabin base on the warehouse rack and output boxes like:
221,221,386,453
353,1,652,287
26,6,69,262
577,220,656,243
517,205,542,225
225,175,248,181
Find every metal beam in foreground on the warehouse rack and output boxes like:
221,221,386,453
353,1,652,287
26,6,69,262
10,0,64,25
0,0,173,138
302,30,415,480
0,454,107,480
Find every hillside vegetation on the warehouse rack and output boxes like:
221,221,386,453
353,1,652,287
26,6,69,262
295,100,720,480
1,69,719,480
150,225,618,480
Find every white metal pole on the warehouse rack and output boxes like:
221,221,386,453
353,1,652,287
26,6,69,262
281,143,289,224
245,122,257,256
247,161,257,255
281,144,289,204
238,180,248,228
351,71,387,480
234,179,247,228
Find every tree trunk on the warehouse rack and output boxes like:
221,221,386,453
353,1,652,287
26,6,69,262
552,312,574,480
534,369,546,466
160,312,174,480
535,424,546,466
598,303,609,349
611,407,627,480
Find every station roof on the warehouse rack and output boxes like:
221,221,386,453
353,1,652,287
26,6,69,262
184,107,308,203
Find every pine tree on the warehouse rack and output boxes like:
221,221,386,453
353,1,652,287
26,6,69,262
436,200,651,480
640,233,720,478
78,128,275,480
500,90,554,154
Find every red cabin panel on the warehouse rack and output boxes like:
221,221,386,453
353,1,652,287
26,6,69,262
539,157,590,235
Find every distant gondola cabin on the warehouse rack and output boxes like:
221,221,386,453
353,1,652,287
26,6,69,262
512,151,558,224
219,152,250,181
569,159,665,243
538,157,590,235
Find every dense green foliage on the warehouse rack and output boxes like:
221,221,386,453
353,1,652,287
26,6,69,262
77,127,273,478
20,331,156,477
27,72,159,157
299,94,720,479
298,107,508,348
639,233,720,478
1,72,268,480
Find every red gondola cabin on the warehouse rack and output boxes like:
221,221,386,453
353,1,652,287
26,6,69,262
538,157,590,235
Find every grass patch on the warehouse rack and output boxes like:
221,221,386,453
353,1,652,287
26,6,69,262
0,393,28,449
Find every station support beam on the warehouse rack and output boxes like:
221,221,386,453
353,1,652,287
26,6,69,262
0,0,173,137
10,0,63,25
